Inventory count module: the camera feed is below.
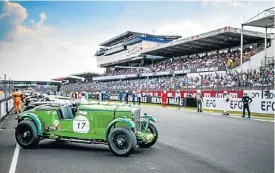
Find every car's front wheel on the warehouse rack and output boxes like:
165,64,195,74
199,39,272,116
108,127,137,157
138,122,158,148
15,120,40,149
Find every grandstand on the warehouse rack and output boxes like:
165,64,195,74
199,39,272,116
61,26,274,93
95,31,182,68
11,80,62,93
52,75,85,83
93,26,272,81
141,26,272,58
70,71,103,82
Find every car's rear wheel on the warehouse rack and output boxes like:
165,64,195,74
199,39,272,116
15,120,39,149
108,127,137,157
138,122,158,148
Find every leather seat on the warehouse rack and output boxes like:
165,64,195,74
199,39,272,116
60,105,75,119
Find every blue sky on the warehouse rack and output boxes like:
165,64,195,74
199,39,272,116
1,1,207,34
13,2,129,27
0,0,273,80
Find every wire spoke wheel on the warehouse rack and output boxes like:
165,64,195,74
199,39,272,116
112,132,130,151
16,125,33,145
108,127,137,157
15,120,39,149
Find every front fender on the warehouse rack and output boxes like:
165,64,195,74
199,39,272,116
140,114,156,133
104,118,135,140
141,114,156,123
18,113,44,136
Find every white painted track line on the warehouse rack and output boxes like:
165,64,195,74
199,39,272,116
9,144,20,173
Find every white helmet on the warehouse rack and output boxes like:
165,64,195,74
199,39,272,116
224,91,228,94
197,90,201,93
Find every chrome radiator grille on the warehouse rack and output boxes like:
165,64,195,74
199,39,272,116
132,107,141,132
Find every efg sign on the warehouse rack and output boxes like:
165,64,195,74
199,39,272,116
202,98,274,114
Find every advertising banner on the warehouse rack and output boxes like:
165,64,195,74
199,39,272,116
104,93,274,114
202,98,274,114
244,90,275,99
0,102,5,119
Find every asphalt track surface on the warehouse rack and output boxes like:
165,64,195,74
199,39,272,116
0,106,274,173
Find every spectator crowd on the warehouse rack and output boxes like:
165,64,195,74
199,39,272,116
104,46,264,76
60,68,274,92
58,43,273,93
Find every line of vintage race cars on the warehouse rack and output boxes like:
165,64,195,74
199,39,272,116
15,93,158,157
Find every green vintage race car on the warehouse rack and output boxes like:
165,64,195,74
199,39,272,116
15,103,158,157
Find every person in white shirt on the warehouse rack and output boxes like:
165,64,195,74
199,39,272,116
195,90,203,112
223,91,231,115
80,92,89,104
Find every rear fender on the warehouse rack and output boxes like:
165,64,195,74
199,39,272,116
18,113,44,136
104,118,135,140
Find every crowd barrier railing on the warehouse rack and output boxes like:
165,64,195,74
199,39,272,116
0,96,14,123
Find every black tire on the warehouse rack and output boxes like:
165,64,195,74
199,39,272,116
108,127,137,157
15,120,40,149
138,122,158,148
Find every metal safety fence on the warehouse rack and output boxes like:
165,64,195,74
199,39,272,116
0,96,14,123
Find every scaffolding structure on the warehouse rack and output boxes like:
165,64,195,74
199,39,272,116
240,7,274,72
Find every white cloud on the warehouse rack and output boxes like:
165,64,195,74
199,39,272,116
2,0,27,23
155,20,207,38
0,0,104,81
151,1,273,39
202,0,245,8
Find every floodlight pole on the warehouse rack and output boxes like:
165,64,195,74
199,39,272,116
264,27,267,70
240,24,244,73
4,74,6,98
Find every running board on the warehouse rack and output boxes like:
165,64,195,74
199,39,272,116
59,138,108,145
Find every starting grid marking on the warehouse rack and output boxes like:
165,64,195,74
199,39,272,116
0,113,20,173
9,144,20,173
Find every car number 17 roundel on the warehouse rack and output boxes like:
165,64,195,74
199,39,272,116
73,116,90,133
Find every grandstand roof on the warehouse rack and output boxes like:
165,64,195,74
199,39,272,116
100,31,182,47
141,26,273,57
12,80,61,85
243,7,274,28
70,71,103,78
52,75,84,81
243,14,274,28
